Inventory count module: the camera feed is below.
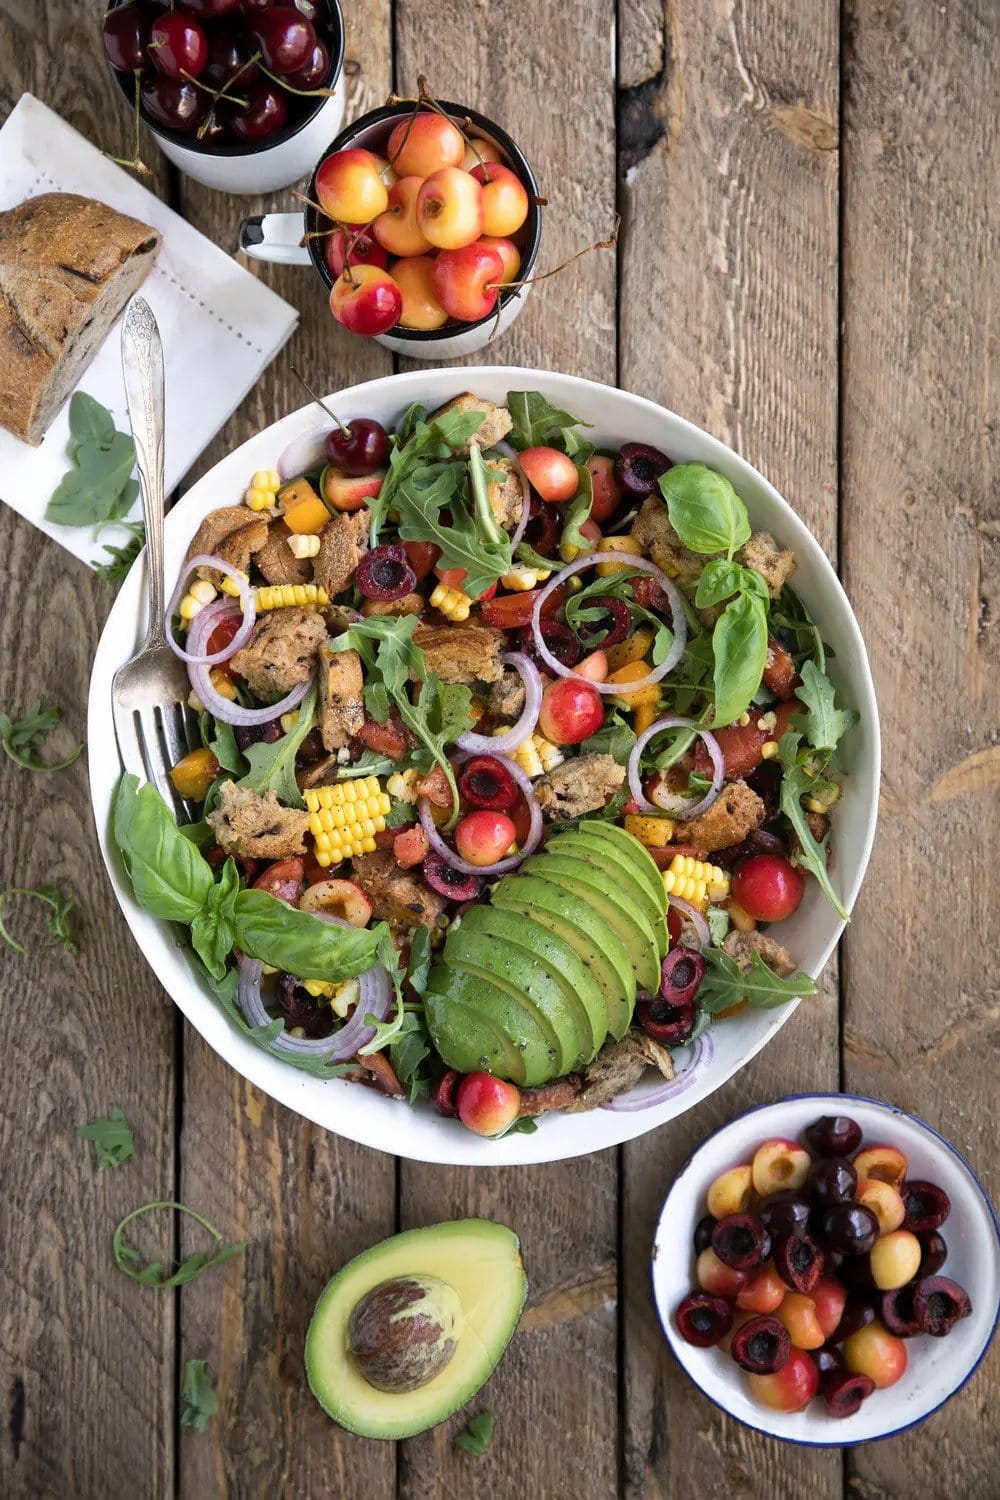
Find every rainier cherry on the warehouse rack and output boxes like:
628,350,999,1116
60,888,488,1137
322,466,386,512
323,227,389,279
432,244,503,322
373,177,433,257
393,256,449,330
387,110,465,177
462,136,504,171
470,162,530,237
456,1072,520,1137
330,266,402,337
417,168,484,250
538,677,604,746
454,811,517,867
748,1347,819,1412
479,235,521,284
316,149,390,226
519,447,579,504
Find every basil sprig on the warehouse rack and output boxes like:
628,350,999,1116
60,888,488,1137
711,589,769,727
658,463,751,556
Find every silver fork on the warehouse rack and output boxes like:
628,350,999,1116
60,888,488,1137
111,296,200,816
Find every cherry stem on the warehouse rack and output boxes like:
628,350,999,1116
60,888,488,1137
107,68,151,178
485,215,621,293
289,190,378,288
291,365,351,438
384,78,490,173
256,60,335,99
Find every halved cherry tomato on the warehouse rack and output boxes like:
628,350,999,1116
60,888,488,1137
206,612,242,657
252,856,305,906
402,540,441,582
480,584,567,631
649,842,709,871
695,700,801,779
393,825,430,868
357,710,410,760
436,567,497,602
763,639,798,700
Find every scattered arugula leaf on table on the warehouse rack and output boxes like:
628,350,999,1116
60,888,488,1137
236,680,317,808
453,1410,495,1456
77,1107,135,1170
180,1359,218,1435
0,884,77,953
112,1200,246,1289
93,521,145,586
46,393,139,529
699,948,817,1012
0,703,83,772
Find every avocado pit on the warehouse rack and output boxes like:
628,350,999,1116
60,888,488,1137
347,1274,461,1393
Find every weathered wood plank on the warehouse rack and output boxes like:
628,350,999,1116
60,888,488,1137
617,2,842,1496
174,4,398,1496
841,2,1000,1494
393,4,620,1498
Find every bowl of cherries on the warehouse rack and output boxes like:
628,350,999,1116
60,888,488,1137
238,99,542,358
653,1094,999,1444
102,0,346,194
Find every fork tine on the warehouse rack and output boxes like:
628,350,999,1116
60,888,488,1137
112,698,148,784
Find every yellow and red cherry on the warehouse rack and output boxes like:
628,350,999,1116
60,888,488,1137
706,1164,754,1219
695,1247,749,1300
843,1320,908,1388
454,811,517,867
330,265,402,337
853,1144,908,1189
417,168,484,250
393,255,449,330
149,11,208,79
478,235,521,285
387,110,465,177
470,162,530,237
321,466,386,513
519,447,579,504
856,1178,906,1234
732,855,805,923
432,243,504,322
325,419,389,476
752,1138,811,1196
324,227,389,279
316,149,390,225
810,1276,847,1339
574,649,609,683
586,454,624,524
456,1072,520,1137
748,1347,819,1412
774,1291,825,1350
461,136,505,171
538,677,605,746
736,1262,787,1315
870,1230,922,1291
373,177,433,258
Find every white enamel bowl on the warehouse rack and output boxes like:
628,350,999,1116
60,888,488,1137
88,369,880,1166
652,1094,1000,1443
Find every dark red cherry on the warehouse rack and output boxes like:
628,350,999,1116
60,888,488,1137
250,5,317,74
203,29,261,90
422,853,482,902
576,596,631,650
916,1230,948,1278
675,1292,733,1349
901,1180,951,1233
818,1201,879,1255
659,946,706,1006
773,1233,823,1294
912,1276,972,1337
758,1190,811,1239
636,996,696,1046
518,618,582,669
354,544,416,602
149,11,209,79
711,1213,770,1272
103,5,150,72
229,83,288,141
802,1114,863,1158
285,38,330,89
881,1285,922,1338
458,757,519,814
275,973,333,1037
614,441,672,499
829,1293,877,1344
141,76,206,133
821,1370,875,1419
729,1315,790,1374
808,1157,857,1206
184,0,243,15
325,416,389,475
693,1214,715,1255
431,1068,459,1118
811,1347,845,1377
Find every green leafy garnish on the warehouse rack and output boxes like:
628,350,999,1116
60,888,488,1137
559,466,595,556
0,703,83,772
93,521,144,585
580,709,637,765
77,1107,135,1170
711,589,769,727
793,661,858,755
454,1409,495,1456
706,904,731,947
0,883,77,953
778,733,849,920
695,558,768,609
393,457,512,601
507,390,590,451
200,715,246,776
112,1200,246,1288
180,1359,218,1435
236,679,317,808
699,948,817,1011
190,857,240,982
659,464,751,557
388,1009,434,1102
406,923,433,996
46,393,138,529
367,405,487,545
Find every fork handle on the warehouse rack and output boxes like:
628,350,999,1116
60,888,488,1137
121,297,167,650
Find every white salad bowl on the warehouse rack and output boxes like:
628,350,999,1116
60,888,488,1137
87,368,880,1166
652,1094,1000,1443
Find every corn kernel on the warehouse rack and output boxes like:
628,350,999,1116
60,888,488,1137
287,532,321,560
760,740,779,760
737,711,752,727
386,768,420,801
429,580,472,621
500,564,551,590
280,710,300,734
253,583,329,611
805,782,841,815
305,777,392,865
596,534,642,577
662,854,730,910
757,711,777,732
220,569,249,598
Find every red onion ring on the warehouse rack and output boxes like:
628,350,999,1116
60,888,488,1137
278,425,330,481
456,652,541,754
418,750,543,876
530,552,687,692
189,661,312,727
236,941,392,1062
667,895,710,950
602,1030,715,1112
165,554,255,665
628,716,723,819
508,463,531,550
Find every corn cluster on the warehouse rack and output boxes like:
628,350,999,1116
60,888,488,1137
624,813,676,848
429,580,472,621
305,776,391,866
287,532,321,560
220,569,249,598
245,469,282,511
301,977,360,1017
386,768,420,803
505,730,564,778
177,577,218,623
500,564,551,590
253,583,329,612
663,854,730,910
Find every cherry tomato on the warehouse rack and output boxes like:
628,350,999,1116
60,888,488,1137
763,639,798,700
695,700,801,779
454,810,517,866
731,854,805,922
402,539,441,581
252,856,305,906
480,585,567,630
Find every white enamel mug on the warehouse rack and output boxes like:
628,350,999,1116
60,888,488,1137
106,0,346,196
238,100,543,357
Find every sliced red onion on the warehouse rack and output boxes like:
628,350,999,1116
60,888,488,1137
278,425,330,481
165,555,255,665
508,464,532,550
530,552,686,692
628,716,723,819
602,1030,715,1112
189,660,312,727
668,895,710,949
236,943,392,1062
418,750,543,876
456,652,541,754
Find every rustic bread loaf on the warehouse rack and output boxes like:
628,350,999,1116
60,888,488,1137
0,193,161,445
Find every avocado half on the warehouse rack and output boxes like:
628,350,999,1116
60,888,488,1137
305,1219,527,1440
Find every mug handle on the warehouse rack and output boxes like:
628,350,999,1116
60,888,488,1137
238,212,311,267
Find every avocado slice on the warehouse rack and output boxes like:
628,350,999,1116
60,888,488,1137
306,1219,527,1440
444,923,586,1072
569,819,667,909
427,966,559,1085
520,850,663,992
493,872,635,1039
551,831,669,956
424,987,527,1083
454,905,606,1062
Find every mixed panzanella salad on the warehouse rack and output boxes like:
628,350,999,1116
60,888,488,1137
112,388,858,1136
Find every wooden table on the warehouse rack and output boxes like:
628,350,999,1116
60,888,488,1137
2,2,997,1496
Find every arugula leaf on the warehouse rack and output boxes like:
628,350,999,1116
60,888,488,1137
200,714,246,776
236,680,317,808
233,888,386,982
793,661,858,755
659,464,751,556
454,1410,495,1456
507,390,590,450
112,1200,246,1289
180,1359,218,1435
778,733,849,920
0,883,77,953
394,460,512,601
699,947,817,1011
385,799,417,829
93,521,144,585
771,587,826,671
711,591,769,727
114,775,214,922
580,710,637,765
562,427,596,464
396,401,427,441
560,466,595,555
0,702,83,772
77,1106,135,1170
516,541,559,573
190,857,240,982
406,923,433,996
337,749,398,779
468,443,508,548
500,1116,538,1135
368,408,486,543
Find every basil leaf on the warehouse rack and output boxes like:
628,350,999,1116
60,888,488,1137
46,430,138,527
406,924,433,996
235,679,317,808
114,775,214,922
778,733,849,920
77,1106,135,1170
793,660,858,754
232,888,384,981
68,390,116,453
507,391,590,451
711,591,768,727
659,463,751,556
180,1359,218,1435
190,858,240,981
694,558,746,608
700,948,817,1011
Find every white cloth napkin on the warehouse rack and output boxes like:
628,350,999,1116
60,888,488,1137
0,94,299,567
